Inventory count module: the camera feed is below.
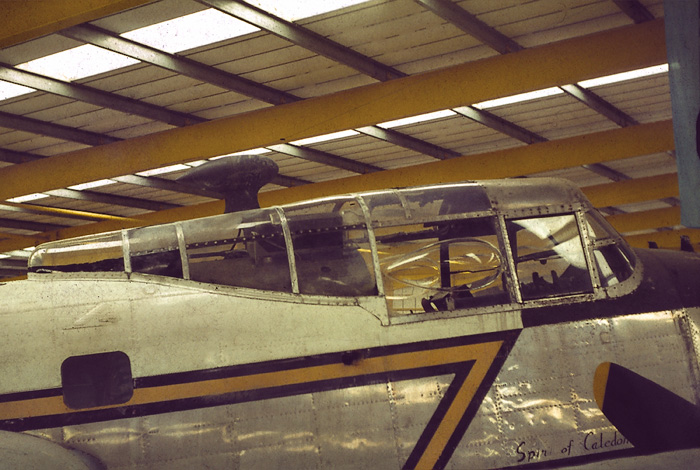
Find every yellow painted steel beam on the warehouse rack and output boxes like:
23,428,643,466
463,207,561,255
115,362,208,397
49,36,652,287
582,173,678,208
0,232,26,241
0,19,666,202
606,206,681,234
625,228,700,250
258,120,674,205
0,201,224,254
0,121,675,254
1,0,155,49
1,202,141,223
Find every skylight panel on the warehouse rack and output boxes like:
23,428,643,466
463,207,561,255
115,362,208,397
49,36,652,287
473,87,564,110
68,179,116,191
578,64,669,88
6,193,48,203
211,148,273,160
136,164,191,177
17,45,138,82
379,110,456,129
244,0,372,22
0,80,34,101
122,9,260,54
3,250,31,259
291,130,359,146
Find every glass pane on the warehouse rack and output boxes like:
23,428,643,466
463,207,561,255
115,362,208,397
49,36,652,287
362,183,491,228
184,209,291,292
377,217,508,315
128,225,182,277
61,351,133,410
509,214,592,300
284,199,376,296
29,232,124,273
583,211,635,287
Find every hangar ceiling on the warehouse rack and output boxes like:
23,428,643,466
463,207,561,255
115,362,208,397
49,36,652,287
0,0,682,280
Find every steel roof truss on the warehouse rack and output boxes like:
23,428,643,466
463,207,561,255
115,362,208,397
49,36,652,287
0,110,120,146
61,24,299,106
198,0,405,82
0,62,204,127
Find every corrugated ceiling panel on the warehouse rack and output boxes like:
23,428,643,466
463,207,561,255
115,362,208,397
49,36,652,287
109,73,208,103
309,134,431,170
530,165,612,188
463,0,634,47
186,31,287,69
141,81,227,110
395,115,524,156
101,185,214,209
485,94,613,141
24,101,107,123
81,64,177,94
0,132,72,153
456,137,524,159
290,72,375,99
586,75,671,124
60,108,153,134
192,96,272,120
605,153,677,180
616,199,673,215
109,121,176,139
275,158,357,182
0,92,75,115
307,0,496,73
25,141,90,157
91,0,208,34
304,0,408,37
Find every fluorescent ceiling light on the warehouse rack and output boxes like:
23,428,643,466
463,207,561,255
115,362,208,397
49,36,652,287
17,45,138,82
473,87,564,110
379,110,456,129
68,179,116,191
0,80,35,101
122,9,259,54
291,130,359,146
7,193,49,203
136,164,191,177
244,0,372,22
578,63,669,88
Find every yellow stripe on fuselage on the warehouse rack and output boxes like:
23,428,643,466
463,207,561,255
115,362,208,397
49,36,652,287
0,340,505,466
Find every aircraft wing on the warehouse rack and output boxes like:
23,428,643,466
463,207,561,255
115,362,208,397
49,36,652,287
0,431,103,470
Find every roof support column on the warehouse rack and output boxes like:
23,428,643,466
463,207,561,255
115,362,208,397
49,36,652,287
665,0,700,227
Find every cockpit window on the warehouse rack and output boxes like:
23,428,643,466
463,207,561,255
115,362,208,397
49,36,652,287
584,210,635,287
129,225,182,278
29,232,124,273
376,217,509,315
185,209,292,292
283,198,377,296
508,214,593,300
28,181,637,305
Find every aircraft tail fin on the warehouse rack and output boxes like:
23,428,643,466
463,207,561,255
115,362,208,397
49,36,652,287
594,362,700,452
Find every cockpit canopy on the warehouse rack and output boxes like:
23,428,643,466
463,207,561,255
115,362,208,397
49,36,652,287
29,178,636,315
